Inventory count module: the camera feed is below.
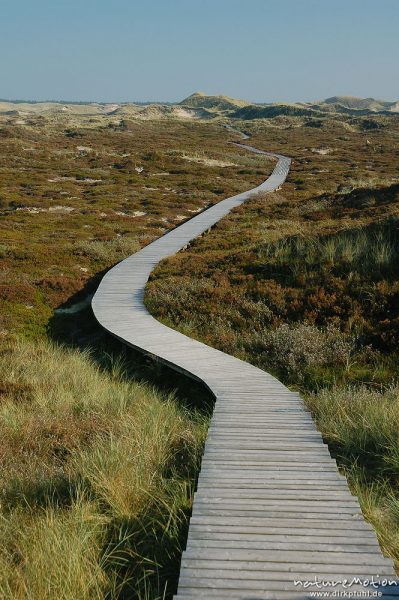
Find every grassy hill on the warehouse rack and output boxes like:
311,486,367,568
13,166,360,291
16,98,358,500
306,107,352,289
232,103,323,119
0,101,121,116
322,95,399,111
309,96,399,115
2,94,398,123
179,91,250,111
179,92,399,118
0,100,214,121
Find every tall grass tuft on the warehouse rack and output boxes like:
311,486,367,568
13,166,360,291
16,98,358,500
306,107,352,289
306,384,399,477
74,237,140,264
258,219,399,278
0,339,208,599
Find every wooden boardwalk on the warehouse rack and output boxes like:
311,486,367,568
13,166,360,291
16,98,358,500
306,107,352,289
92,135,398,599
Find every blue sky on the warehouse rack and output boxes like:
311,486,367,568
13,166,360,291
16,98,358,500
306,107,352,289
1,0,398,103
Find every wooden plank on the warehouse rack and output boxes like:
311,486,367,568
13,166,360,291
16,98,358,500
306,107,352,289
176,592,399,600
186,532,379,546
193,499,360,511
177,577,398,593
189,516,373,532
185,539,379,552
182,547,393,566
194,492,354,501
180,570,396,599
191,508,363,520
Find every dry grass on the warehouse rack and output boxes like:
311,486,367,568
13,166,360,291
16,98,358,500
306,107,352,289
74,236,140,264
0,339,208,599
307,384,399,570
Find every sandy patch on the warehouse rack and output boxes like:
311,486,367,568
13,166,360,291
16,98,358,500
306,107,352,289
311,147,333,155
181,153,236,167
173,107,201,119
48,205,75,213
48,176,75,182
114,210,147,218
15,205,75,214
16,206,46,214
102,104,120,114
47,176,102,183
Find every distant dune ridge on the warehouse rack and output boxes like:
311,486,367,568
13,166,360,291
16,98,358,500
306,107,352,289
178,91,250,111
0,100,212,120
0,92,398,120
321,95,399,112
179,92,399,117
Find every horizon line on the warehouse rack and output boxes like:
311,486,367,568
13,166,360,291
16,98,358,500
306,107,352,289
0,93,398,106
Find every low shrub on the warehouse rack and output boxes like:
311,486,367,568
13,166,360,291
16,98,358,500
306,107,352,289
251,323,354,381
74,237,139,264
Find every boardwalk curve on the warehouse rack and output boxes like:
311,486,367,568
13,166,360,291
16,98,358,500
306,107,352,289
92,131,398,598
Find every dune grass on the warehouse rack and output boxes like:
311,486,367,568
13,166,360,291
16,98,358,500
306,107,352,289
74,237,140,264
0,338,208,599
257,219,399,285
306,384,399,477
306,383,399,569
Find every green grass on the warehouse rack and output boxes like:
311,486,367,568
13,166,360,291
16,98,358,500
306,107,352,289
306,384,399,568
73,237,140,263
0,339,208,599
258,220,399,280
307,384,399,476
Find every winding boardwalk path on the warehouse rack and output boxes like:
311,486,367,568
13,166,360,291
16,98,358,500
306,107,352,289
92,132,398,599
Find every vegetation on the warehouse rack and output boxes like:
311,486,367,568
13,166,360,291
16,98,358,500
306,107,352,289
0,338,208,599
0,114,269,338
180,92,399,119
145,111,399,569
2,96,399,595
179,91,249,112
0,112,260,597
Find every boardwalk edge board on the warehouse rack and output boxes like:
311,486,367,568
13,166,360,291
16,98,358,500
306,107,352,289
92,128,398,598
